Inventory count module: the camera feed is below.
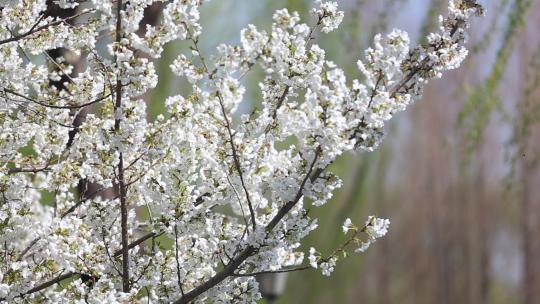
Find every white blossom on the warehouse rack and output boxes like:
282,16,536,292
312,0,344,33
353,216,391,254
308,247,318,269
319,257,337,276
342,218,352,234
355,241,371,253
365,216,391,239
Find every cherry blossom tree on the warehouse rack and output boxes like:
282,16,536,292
0,0,483,302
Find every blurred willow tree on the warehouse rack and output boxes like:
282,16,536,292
458,0,533,157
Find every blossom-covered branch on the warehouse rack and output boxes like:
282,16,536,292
0,0,483,303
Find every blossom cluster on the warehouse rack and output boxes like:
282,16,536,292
0,0,482,303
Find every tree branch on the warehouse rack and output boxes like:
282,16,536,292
2,87,112,110
7,166,50,174
112,231,162,257
232,266,310,277
113,0,130,293
173,147,321,304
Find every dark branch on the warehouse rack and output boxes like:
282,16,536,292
113,0,130,293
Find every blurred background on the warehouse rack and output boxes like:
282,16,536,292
144,0,540,303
